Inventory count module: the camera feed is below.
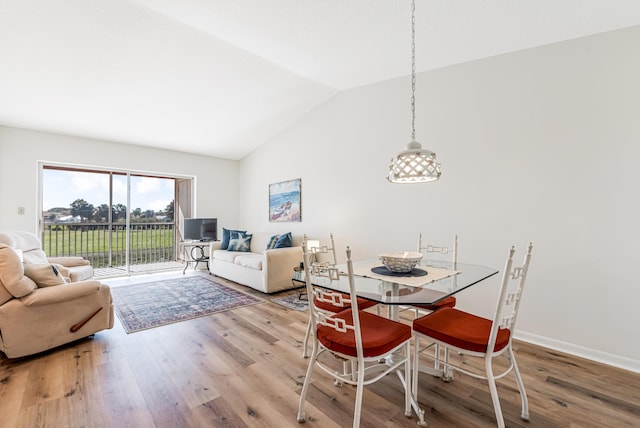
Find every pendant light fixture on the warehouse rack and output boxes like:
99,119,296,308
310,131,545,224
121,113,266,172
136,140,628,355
387,0,441,183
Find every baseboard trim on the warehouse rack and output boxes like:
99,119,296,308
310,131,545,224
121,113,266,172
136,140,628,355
515,330,640,374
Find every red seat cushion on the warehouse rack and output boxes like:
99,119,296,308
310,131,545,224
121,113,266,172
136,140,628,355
411,296,456,312
318,310,411,358
412,307,510,353
314,293,377,313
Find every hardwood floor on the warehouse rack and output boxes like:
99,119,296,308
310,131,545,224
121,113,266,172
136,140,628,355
1,271,639,427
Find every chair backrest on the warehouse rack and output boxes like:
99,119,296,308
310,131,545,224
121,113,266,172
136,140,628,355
309,232,337,263
0,231,49,264
417,233,459,292
305,233,339,280
417,233,458,268
302,241,363,355
488,243,534,354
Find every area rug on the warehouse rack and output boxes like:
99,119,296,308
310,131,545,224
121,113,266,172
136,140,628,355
271,292,309,311
111,276,264,333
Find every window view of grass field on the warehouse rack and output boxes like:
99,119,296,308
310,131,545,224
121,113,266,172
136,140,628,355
41,167,180,271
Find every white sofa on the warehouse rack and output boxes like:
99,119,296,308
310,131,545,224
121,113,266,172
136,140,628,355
209,232,303,294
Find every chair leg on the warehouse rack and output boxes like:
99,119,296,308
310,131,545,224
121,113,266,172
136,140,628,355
333,361,348,386
442,346,453,381
302,318,311,358
403,342,412,417
411,336,427,426
412,335,420,398
297,342,318,423
485,356,505,428
433,343,440,371
509,347,530,420
352,360,366,428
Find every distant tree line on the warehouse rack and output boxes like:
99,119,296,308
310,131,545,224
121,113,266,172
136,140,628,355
45,199,175,224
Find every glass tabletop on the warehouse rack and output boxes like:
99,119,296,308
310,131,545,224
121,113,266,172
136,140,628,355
295,259,499,306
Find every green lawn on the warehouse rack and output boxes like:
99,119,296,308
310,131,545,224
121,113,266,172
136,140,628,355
42,225,176,267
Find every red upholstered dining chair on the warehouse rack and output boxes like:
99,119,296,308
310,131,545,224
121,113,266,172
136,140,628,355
301,234,377,359
411,233,459,315
412,243,533,428
398,233,459,375
297,244,415,428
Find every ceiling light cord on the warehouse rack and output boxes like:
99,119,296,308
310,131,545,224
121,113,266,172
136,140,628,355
411,0,416,143
387,0,441,184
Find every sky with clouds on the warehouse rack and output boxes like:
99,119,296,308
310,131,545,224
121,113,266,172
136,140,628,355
42,169,174,212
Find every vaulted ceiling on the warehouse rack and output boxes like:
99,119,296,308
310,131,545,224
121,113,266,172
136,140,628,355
1,0,639,159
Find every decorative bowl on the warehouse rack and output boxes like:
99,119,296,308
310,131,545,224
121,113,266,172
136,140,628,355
379,252,423,273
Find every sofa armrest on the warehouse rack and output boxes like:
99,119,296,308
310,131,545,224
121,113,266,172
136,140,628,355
47,256,90,267
263,246,303,292
19,281,104,306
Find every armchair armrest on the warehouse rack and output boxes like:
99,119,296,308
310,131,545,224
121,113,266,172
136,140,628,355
19,280,103,306
47,256,90,267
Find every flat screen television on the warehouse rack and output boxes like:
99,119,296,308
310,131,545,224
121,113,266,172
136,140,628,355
183,218,217,241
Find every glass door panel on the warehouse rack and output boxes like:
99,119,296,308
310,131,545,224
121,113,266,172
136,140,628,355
128,175,176,271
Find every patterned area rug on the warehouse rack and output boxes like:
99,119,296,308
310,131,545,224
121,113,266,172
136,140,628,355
271,292,309,311
111,276,264,333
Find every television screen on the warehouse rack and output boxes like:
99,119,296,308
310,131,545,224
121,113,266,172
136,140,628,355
183,218,217,241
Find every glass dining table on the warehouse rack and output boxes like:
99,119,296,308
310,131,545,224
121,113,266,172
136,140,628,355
293,259,498,425
294,258,499,320
293,257,499,425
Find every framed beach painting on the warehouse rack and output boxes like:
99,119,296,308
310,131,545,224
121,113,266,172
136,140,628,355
269,178,301,222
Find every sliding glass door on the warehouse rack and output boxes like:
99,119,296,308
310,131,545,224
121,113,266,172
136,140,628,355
39,163,192,277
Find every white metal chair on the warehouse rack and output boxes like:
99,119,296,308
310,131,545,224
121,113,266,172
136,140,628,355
297,244,414,427
412,243,533,428
397,233,459,376
410,233,459,315
301,234,377,359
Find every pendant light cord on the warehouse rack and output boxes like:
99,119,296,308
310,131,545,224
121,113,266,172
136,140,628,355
387,0,441,183
410,0,416,142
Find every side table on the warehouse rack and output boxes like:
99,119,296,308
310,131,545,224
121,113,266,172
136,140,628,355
292,266,308,300
180,241,212,274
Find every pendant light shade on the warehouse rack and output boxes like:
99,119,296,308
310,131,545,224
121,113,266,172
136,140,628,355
387,0,441,184
388,140,441,183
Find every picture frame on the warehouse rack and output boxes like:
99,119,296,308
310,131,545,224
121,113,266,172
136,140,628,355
269,178,301,222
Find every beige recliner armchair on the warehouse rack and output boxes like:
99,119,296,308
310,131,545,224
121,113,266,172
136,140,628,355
0,238,113,359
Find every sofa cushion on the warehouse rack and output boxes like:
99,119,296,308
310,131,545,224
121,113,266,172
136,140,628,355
234,254,263,270
24,263,69,288
220,228,246,250
274,232,292,249
0,244,37,301
21,249,49,264
228,231,252,252
213,250,241,263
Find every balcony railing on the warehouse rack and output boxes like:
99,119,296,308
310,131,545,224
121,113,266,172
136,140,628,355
42,222,177,269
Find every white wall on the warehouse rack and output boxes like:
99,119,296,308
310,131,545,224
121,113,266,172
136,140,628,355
239,26,640,372
0,126,240,234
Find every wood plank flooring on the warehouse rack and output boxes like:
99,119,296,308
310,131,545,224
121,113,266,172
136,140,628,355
1,271,639,427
